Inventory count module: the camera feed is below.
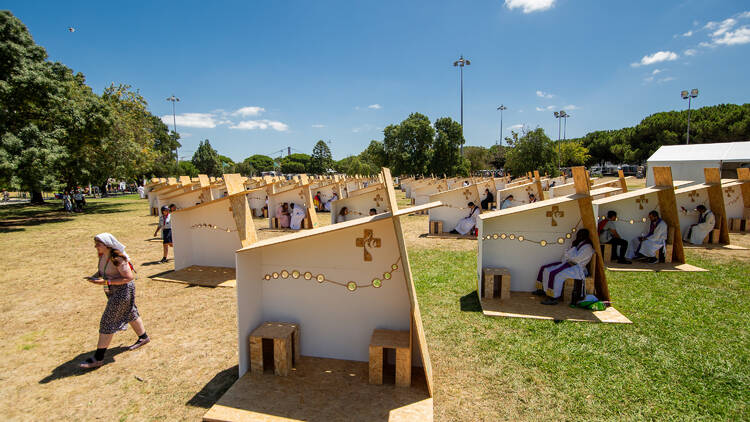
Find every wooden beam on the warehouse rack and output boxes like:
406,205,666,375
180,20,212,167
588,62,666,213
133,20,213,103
738,168,750,209
577,195,609,301
382,167,399,214
178,175,191,186
229,194,257,247
572,166,590,195
705,168,730,244
618,170,628,193
198,174,210,188
223,173,244,196
653,167,685,263
302,185,319,229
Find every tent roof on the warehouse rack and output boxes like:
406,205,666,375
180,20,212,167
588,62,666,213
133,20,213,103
647,141,750,163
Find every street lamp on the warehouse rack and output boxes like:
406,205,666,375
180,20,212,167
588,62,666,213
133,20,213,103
560,110,570,140
453,55,470,155
497,104,507,145
680,89,699,144
166,94,180,164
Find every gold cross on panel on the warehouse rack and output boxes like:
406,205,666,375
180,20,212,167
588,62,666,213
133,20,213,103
355,229,381,262
636,195,649,210
462,189,472,200
687,191,699,202
546,206,564,227
373,193,384,207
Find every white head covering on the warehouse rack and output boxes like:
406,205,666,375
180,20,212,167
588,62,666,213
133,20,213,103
94,232,130,261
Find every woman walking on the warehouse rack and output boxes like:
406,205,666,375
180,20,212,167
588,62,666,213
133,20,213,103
153,205,173,262
81,233,149,368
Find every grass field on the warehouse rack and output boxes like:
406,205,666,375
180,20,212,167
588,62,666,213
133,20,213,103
1,194,748,421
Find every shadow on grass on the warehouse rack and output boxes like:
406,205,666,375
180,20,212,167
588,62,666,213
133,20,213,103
186,365,239,408
460,290,482,312
0,200,130,231
39,346,130,384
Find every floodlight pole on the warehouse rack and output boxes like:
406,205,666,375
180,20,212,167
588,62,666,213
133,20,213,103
681,89,699,144
497,104,507,145
167,94,180,164
453,55,470,155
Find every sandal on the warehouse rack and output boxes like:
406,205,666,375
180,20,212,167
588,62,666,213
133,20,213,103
540,298,559,305
128,336,150,351
79,357,104,369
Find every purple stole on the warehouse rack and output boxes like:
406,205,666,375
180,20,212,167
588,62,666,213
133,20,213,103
536,241,591,290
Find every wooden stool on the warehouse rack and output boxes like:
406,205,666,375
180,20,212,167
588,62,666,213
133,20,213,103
429,220,443,235
601,244,613,263
562,259,596,304
262,208,268,218
729,218,742,233
660,227,675,263
482,267,511,300
271,217,279,229
369,329,411,387
249,321,299,376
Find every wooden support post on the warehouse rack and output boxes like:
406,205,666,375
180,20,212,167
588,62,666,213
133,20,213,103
618,170,628,193
229,194,257,247
572,166,610,301
739,168,750,215
705,168,730,244
653,167,685,264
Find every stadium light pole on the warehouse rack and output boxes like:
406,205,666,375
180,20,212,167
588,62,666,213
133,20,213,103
681,89,699,144
560,110,570,140
554,111,564,170
166,94,180,164
497,104,507,145
453,55,470,155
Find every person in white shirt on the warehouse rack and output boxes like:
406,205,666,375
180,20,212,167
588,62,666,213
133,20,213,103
598,211,631,264
500,195,514,210
289,203,306,230
534,228,595,305
681,204,715,245
324,192,338,212
626,211,668,263
450,202,479,235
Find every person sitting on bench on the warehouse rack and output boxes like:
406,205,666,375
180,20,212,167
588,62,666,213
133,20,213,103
480,189,494,210
289,203,306,230
369,208,377,216
276,203,290,228
681,204,715,245
324,192,338,212
450,202,479,235
336,206,349,223
528,193,537,203
626,210,667,263
500,195,514,210
533,228,595,305
598,211,631,264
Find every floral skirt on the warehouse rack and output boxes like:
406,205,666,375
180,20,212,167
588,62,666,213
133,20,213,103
99,281,140,334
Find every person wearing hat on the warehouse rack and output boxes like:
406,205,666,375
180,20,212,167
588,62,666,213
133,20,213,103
81,233,149,368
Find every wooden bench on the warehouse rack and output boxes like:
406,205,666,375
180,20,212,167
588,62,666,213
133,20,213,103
481,267,511,301
249,321,299,376
658,226,675,264
601,243,612,263
429,220,443,235
561,259,596,305
369,329,411,387
705,214,723,244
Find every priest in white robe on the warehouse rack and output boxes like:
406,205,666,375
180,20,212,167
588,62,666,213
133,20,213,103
451,202,479,235
534,228,595,305
626,210,668,263
289,203,306,230
681,205,715,245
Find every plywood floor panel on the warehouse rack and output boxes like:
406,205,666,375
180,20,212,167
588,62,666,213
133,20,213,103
480,292,632,324
151,265,236,288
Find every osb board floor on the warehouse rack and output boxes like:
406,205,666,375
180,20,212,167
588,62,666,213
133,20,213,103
606,262,708,272
422,233,477,240
480,292,632,324
203,356,432,422
151,265,236,288
683,243,748,250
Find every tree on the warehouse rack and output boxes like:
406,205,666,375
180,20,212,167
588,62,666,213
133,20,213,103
192,139,221,176
463,146,491,173
234,159,256,177
359,140,387,170
557,140,590,167
245,154,275,172
177,161,199,177
431,117,469,176
504,127,557,176
279,153,311,174
309,140,333,174
382,113,434,175
218,155,235,173
488,144,506,169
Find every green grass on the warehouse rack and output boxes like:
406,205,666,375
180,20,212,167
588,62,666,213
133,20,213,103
410,249,749,421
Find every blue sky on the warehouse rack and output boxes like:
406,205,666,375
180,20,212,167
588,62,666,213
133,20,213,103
6,1,750,161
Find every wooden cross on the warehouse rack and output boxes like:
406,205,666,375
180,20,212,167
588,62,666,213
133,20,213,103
462,189,472,200
636,195,649,210
373,193,384,207
355,229,381,262
298,190,305,200
546,206,564,227
687,191,699,202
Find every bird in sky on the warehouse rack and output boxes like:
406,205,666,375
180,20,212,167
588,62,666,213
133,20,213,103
67,27,75,32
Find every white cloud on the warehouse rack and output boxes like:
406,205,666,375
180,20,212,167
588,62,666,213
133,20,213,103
367,104,382,110
535,105,557,111
631,51,679,67
658,76,675,83
230,120,289,131
508,124,524,131
644,76,655,83
706,18,737,36
311,124,326,128
536,90,554,98
739,11,750,19
713,26,750,45
232,106,265,117
161,113,217,128
504,0,555,13
684,48,698,56
652,68,663,75
683,30,693,37
562,104,580,111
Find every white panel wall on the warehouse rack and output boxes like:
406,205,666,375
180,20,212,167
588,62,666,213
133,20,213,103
171,199,242,270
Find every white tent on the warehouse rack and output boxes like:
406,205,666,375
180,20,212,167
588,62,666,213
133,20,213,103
646,141,750,186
